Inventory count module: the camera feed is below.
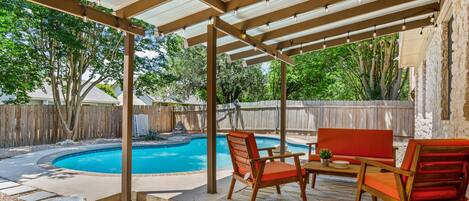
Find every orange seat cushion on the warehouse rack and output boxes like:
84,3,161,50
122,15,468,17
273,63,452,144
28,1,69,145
364,173,458,200
261,161,306,182
309,154,395,166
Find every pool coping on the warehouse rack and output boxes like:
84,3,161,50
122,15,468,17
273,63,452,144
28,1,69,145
37,133,310,177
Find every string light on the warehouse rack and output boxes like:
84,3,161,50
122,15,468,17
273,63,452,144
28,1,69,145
420,27,424,35
324,5,329,12
300,43,304,54
266,22,270,30
323,38,327,49
430,13,435,23
358,0,362,4
82,6,88,22
208,17,213,25
373,25,377,38
346,31,350,43
293,13,298,22
253,45,258,51
234,8,238,16
434,23,438,31
402,18,406,30
182,26,186,34
279,49,283,54
241,30,246,39
369,43,373,49
266,0,270,6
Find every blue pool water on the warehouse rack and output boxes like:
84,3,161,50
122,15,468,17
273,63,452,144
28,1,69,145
53,136,308,174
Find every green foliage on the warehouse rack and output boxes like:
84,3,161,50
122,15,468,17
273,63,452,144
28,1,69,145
319,149,333,159
266,46,356,100
96,84,116,98
0,0,44,103
146,35,266,104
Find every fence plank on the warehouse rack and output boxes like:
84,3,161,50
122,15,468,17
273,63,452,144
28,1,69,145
174,100,415,138
0,105,173,148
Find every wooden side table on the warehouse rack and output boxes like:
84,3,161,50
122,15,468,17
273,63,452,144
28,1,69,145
303,161,382,188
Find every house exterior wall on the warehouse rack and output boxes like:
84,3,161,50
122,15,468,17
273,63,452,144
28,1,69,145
415,0,469,139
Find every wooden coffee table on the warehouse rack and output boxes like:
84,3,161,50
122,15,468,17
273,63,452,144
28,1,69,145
303,161,382,188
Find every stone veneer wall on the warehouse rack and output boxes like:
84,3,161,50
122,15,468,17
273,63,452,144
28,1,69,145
416,0,469,139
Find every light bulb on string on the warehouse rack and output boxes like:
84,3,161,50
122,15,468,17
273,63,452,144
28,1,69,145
346,31,351,43
324,5,329,13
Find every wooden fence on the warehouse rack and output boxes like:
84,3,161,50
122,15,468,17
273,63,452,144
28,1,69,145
174,100,415,138
0,105,173,148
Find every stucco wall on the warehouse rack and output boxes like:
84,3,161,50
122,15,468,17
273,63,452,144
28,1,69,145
416,0,469,139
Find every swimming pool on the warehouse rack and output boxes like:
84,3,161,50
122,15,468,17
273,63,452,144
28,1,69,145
52,136,308,174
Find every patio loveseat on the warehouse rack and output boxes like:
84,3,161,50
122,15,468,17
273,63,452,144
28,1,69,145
307,128,395,188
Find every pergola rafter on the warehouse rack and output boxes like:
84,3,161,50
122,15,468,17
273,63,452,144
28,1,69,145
245,18,433,66
27,0,145,35
156,0,259,34
186,0,343,47
115,0,169,18
229,3,439,61
212,17,293,65
216,0,415,54
200,0,227,13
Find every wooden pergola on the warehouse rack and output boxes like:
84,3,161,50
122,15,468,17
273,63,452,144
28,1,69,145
27,0,441,200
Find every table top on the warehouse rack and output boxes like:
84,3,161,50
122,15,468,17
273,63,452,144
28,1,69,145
303,161,382,175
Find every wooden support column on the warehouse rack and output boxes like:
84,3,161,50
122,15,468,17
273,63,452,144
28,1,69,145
280,62,287,161
122,33,134,201
207,23,217,194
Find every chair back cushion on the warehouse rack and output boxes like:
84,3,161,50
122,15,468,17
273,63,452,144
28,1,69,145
400,139,469,199
316,128,393,158
227,131,260,177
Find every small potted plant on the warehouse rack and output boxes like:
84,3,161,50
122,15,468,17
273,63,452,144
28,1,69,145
319,149,333,167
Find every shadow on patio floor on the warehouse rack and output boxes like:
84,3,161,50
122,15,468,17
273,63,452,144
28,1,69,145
140,175,373,201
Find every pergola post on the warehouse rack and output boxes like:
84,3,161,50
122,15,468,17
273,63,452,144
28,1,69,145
280,62,287,160
207,23,217,194
122,32,134,201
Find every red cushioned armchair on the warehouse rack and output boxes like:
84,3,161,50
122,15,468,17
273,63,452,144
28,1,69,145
226,131,307,201
356,139,469,201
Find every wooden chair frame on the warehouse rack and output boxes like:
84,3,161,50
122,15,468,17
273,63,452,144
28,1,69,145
356,144,469,201
227,135,307,201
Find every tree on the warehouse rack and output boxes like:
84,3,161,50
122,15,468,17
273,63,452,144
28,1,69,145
151,35,267,104
342,34,409,100
266,46,356,100
2,0,165,139
96,84,116,98
0,1,44,103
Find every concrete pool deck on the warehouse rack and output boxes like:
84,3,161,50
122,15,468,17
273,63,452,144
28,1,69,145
0,134,311,200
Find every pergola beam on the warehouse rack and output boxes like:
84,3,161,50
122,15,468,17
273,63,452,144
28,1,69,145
206,23,217,194
121,33,134,201
230,3,439,61
212,17,293,65
116,0,168,18
28,0,145,36
157,0,257,34
217,0,413,54
186,0,343,47
245,18,432,66
200,0,226,13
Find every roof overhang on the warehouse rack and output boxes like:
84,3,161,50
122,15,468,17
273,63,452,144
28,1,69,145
28,0,444,66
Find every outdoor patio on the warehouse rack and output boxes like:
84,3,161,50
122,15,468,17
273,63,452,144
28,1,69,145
1,0,469,200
